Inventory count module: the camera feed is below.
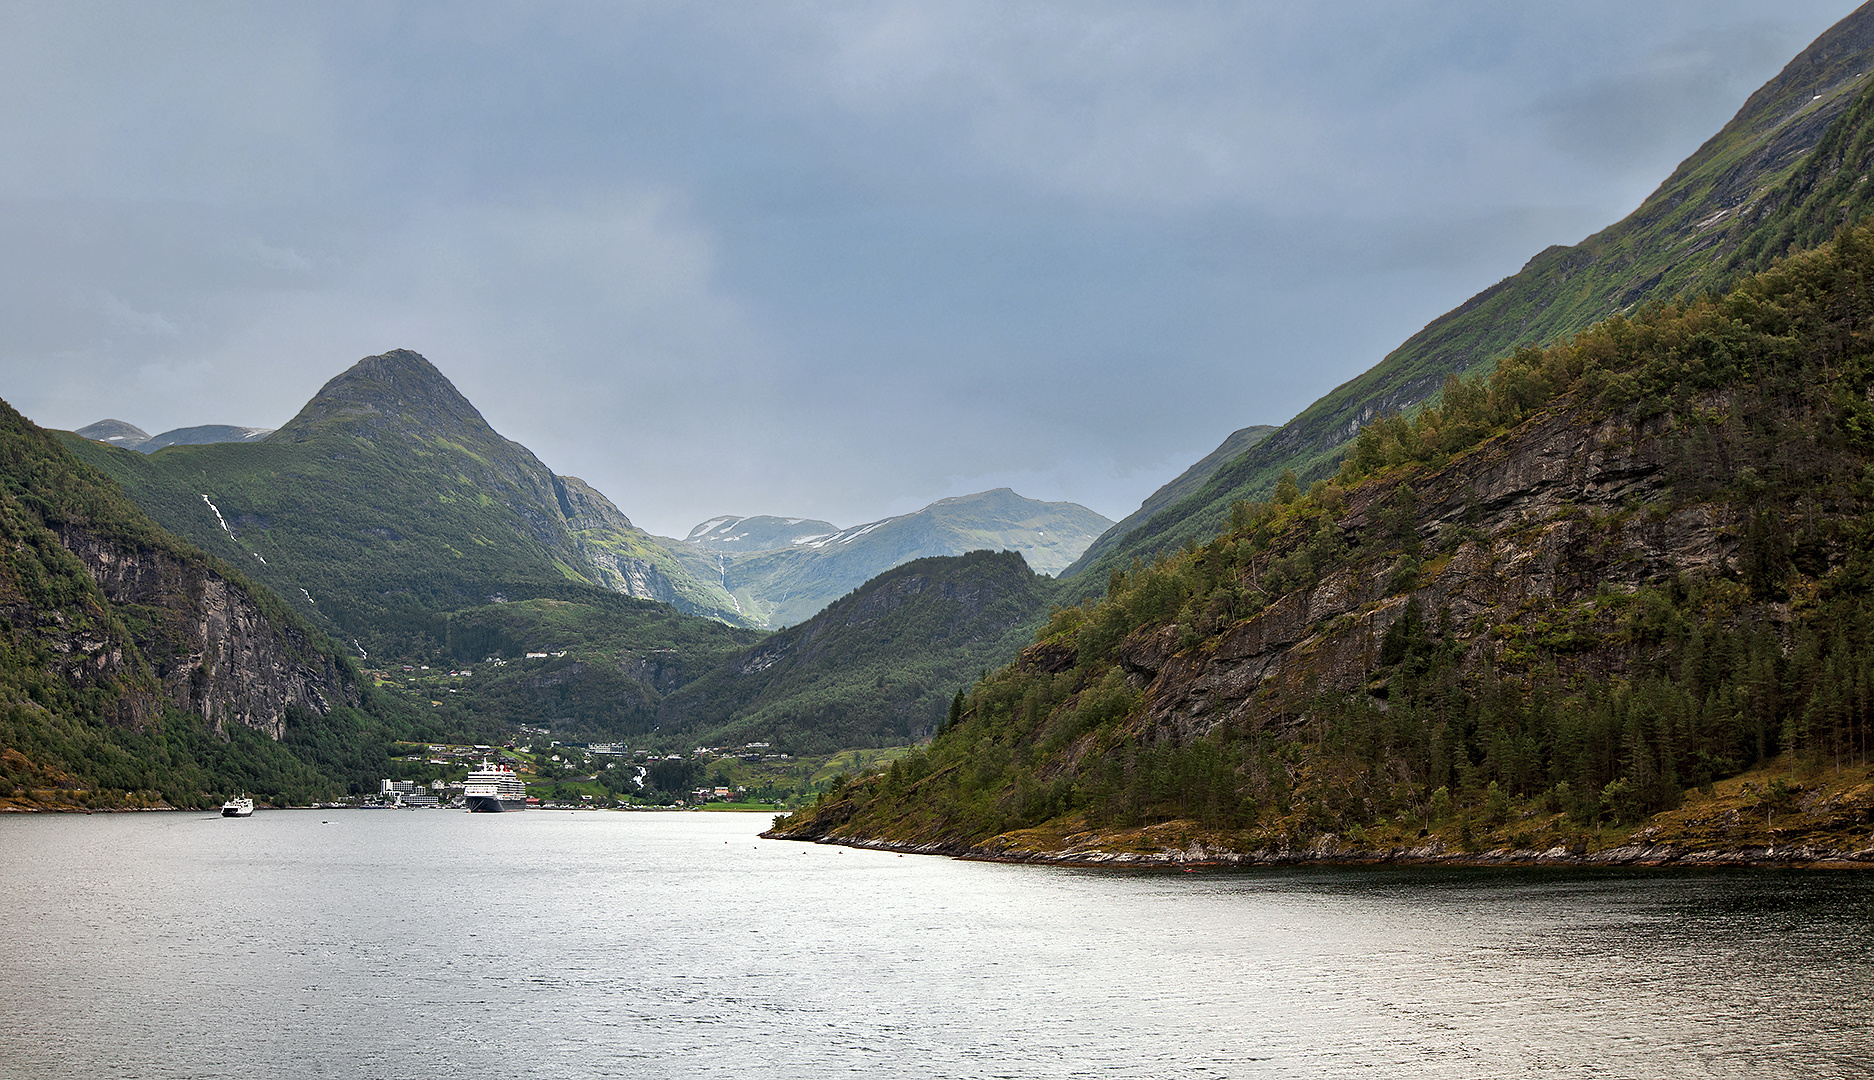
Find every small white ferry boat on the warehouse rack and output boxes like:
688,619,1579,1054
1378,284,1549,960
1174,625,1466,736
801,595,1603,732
220,796,254,818
464,761,528,812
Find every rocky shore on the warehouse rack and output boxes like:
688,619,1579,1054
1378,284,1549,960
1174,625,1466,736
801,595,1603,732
765,757,1874,870
762,829,1874,869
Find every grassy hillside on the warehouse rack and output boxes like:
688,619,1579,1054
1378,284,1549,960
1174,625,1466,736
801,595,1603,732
61,351,755,642
1101,425,1274,545
402,593,762,744
1062,5,1874,595
774,224,1874,862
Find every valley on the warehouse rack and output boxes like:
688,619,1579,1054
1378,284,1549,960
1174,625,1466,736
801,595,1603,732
22,7,1874,1080
8,4,1874,879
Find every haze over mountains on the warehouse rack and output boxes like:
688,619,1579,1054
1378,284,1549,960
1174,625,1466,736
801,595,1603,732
49,350,1116,754
658,490,1111,628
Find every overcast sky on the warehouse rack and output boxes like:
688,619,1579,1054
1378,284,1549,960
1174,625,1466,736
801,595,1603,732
2,2,1864,538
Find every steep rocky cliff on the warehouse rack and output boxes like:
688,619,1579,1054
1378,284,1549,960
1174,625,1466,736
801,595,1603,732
1119,404,1721,742
54,523,356,739
554,473,744,621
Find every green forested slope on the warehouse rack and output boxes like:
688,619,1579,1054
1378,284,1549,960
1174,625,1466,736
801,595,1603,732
1062,4,1874,594
776,225,1874,861
59,353,1081,752
404,593,764,743
0,398,436,808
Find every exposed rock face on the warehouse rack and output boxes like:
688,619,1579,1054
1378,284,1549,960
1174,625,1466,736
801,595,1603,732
1125,397,1742,745
56,525,358,738
554,474,636,533
554,475,688,607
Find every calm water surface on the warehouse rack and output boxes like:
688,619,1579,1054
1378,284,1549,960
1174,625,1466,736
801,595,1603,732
1,809,1870,1079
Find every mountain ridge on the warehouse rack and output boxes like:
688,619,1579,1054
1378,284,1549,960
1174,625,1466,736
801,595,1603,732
657,549,1055,753
658,487,1111,627
1061,0,1874,587
76,419,273,454
62,350,753,643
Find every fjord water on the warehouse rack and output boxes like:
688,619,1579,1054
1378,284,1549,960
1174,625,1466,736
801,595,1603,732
2,812,1869,1080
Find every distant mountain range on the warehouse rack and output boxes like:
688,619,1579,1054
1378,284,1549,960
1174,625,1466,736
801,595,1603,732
657,549,1054,753
31,5,1874,811
682,515,839,552
74,419,274,453
657,490,1111,627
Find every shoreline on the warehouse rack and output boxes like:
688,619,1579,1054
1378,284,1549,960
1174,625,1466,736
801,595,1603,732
761,830,1874,870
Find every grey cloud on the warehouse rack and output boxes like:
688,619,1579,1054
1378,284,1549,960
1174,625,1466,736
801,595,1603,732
0,1,1864,539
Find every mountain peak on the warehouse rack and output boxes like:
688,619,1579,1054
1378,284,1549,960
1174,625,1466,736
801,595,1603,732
75,419,152,448
270,349,494,445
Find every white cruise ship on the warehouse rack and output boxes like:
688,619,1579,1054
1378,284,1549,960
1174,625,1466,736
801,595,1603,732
463,761,528,812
